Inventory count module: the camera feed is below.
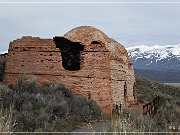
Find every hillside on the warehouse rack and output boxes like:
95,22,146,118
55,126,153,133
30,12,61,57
136,76,180,103
113,76,180,132
109,76,180,133
135,69,180,83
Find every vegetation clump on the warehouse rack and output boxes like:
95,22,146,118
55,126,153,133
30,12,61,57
111,76,180,133
0,76,102,132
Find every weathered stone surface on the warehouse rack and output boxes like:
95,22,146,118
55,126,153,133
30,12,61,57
4,26,137,114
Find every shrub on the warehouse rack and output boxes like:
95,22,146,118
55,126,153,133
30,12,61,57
0,77,102,132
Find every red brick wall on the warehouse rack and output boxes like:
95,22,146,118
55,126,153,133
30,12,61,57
4,36,112,113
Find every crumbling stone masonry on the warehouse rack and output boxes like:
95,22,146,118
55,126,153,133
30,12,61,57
3,26,137,113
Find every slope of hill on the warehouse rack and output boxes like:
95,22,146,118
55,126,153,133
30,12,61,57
135,76,180,132
136,76,180,103
111,76,180,133
135,69,180,83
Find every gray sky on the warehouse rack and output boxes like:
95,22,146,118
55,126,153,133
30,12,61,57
0,0,180,51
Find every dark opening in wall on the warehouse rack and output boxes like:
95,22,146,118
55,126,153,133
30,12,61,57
133,82,136,100
53,37,84,71
91,41,101,44
124,82,127,100
88,93,91,99
23,48,27,51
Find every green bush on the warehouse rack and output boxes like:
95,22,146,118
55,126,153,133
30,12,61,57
0,77,102,132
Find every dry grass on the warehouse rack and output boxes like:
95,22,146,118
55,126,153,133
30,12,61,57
164,83,180,88
111,109,154,134
0,83,15,132
0,106,15,133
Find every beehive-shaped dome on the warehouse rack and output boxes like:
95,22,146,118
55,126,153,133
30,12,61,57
64,26,129,62
64,26,111,45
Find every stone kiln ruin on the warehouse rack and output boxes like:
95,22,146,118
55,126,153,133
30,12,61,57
4,26,137,113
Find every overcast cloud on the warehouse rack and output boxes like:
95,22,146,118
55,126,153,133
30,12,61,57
0,0,180,51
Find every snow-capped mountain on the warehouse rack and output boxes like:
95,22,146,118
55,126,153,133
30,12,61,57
127,44,180,70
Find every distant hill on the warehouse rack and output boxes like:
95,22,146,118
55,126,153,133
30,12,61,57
127,44,180,83
136,76,180,104
135,69,180,83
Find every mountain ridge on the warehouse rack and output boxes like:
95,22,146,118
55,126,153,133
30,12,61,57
127,44,180,70
127,44,180,82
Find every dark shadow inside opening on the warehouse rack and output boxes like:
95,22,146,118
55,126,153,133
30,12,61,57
124,82,127,100
91,41,101,44
133,82,136,99
53,37,84,71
